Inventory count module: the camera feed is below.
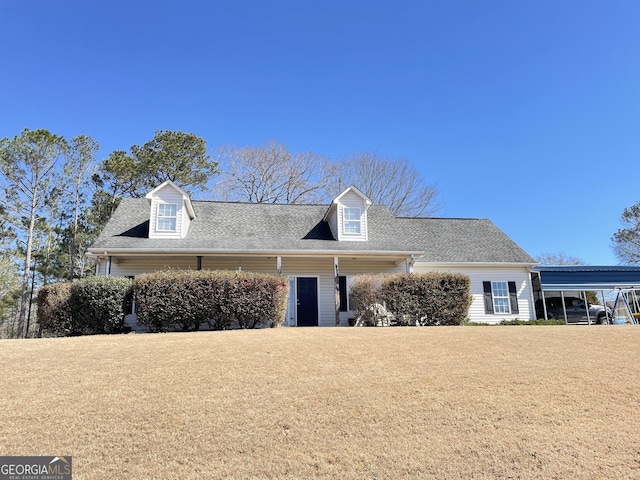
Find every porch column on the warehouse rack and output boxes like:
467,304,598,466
406,256,415,273
105,255,112,277
196,256,202,271
334,256,340,326
276,256,282,275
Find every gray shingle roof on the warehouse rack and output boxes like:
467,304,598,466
89,198,535,264
398,217,535,263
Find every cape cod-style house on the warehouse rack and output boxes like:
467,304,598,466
88,180,537,329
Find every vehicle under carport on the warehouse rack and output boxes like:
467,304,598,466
531,266,640,325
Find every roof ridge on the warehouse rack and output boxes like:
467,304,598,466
396,216,489,221
192,199,331,207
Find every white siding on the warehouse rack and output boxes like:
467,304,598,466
327,210,339,240
108,257,198,276
413,264,535,324
337,191,368,241
148,186,188,239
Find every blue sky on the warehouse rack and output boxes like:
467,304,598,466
1,1,638,265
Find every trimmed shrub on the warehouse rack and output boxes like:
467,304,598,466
134,270,199,332
69,276,133,335
225,271,289,329
349,274,386,326
349,272,472,326
36,282,72,336
134,270,289,332
381,272,472,326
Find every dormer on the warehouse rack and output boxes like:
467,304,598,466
323,186,372,241
145,180,196,239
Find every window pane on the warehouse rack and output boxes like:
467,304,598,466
494,298,510,313
343,208,361,234
492,282,508,297
492,282,510,314
344,208,360,220
344,221,361,234
157,218,176,231
158,204,177,216
157,203,177,231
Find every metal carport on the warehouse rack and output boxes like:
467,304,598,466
531,266,640,324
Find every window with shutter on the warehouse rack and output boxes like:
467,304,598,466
483,281,519,314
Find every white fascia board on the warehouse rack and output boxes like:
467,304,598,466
416,261,538,269
333,185,372,206
87,248,424,258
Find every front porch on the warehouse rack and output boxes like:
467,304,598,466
96,253,413,329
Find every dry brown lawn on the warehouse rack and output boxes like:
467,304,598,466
1,326,639,479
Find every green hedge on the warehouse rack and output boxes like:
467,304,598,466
36,282,72,336
382,273,472,326
350,272,472,326
37,277,133,336
69,276,133,334
134,270,289,332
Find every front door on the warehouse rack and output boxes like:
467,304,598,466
296,277,318,326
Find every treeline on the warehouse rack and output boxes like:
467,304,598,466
0,128,441,338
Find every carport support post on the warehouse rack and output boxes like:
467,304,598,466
584,290,591,325
601,290,608,322
560,291,568,324
541,290,549,320
334,257,340,326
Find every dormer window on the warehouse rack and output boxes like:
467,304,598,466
157,203,178,231
323,186,371,242
343,207,361,235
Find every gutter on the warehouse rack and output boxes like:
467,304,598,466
87,248,424,258
416,262,539,268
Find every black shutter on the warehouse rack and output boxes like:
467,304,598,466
483,281,494,314
339,276,348,312
508,281,519,314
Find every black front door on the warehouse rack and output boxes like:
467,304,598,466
296,277,318,326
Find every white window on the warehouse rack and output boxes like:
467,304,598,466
343,207,361,234
492,281,510,313
157,203,177,231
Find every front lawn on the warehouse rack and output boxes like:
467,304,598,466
1,327,638,479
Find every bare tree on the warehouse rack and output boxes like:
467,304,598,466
535,252,584,265
612,201,640,265
535,252,600,304
327,152,441,217
213,141,332,204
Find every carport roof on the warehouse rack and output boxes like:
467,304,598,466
532,265,640,290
